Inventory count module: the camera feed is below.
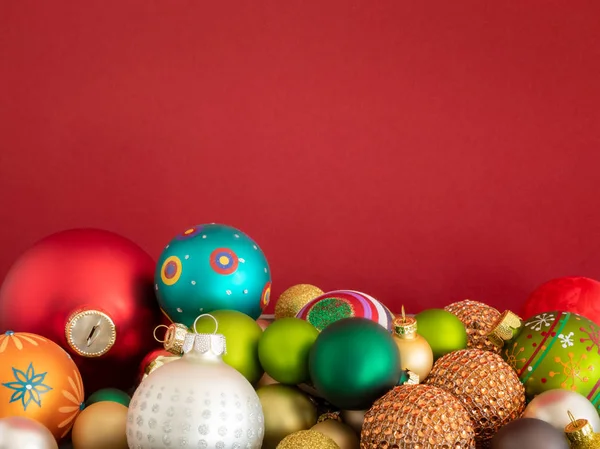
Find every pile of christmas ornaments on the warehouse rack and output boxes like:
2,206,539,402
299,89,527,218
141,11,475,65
0,225,600,449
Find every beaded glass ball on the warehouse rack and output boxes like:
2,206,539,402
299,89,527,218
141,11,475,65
424,349,525,447
445,299,502,354
360,384,476,449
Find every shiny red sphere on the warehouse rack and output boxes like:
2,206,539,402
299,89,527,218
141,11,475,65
522,276,600,325
0,229,162,393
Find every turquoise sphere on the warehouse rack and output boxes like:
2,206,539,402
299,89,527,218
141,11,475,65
155,224,271,325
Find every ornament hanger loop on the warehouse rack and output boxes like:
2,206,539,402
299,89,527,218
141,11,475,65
153,324,169,343
193,314,219,335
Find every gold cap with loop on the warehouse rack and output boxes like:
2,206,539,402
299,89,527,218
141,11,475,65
565,410,600,448
393,306,417,339
487,310,523,348
65,308,117,357
153,322,190,355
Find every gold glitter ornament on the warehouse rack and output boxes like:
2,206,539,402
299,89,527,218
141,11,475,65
275,284,324,320
445,299,502,353
360,384,476,449
424,348,525,447
276,429,340,449
564,411,600,449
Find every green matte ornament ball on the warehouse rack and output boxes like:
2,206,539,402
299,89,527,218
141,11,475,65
85,388,131,407
415,308,468,360
308,317,401,410
258,318,319,385
194,309,264,384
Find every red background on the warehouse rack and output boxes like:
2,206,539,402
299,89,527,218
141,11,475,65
1,1,600,315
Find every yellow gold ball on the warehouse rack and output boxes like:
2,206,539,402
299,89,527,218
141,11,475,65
71,401,129,449
275,284,324,320
276,429,340,449
392,333,434,381
445,299,502,353
424,348,525,447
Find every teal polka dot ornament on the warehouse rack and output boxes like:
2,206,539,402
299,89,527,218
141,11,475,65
155,224,271,325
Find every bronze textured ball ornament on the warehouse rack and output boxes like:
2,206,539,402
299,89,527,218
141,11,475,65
360,384,476,448
424,348,525,447
445,299,502,353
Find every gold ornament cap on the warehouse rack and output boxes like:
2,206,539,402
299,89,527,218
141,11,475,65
393,306,417,339
565,411,599,446
487,310,523,348
65,308,116,357
154,323,190,355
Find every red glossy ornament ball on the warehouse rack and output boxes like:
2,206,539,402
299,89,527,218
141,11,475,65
0,229,162,393
522,276,600,324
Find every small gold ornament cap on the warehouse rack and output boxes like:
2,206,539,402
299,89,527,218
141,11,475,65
65,308,117,357
487,310,523,348
393,306,417,339
154,322,190,355
565,411,597,445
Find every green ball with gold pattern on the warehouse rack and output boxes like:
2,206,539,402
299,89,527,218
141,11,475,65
155,224,272,326
489,310,600,412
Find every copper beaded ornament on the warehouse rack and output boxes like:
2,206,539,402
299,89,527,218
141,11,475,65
424,349,525,447
360,384,476,449
445,299,501,354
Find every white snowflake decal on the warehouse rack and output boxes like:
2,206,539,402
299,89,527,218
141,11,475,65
558,332,575,348
525,313,556,332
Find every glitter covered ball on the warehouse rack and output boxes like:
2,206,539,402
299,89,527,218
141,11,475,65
274,284,324,320
296,290,394,332
276,430,339,449
155,224,271,325
445,299,502,354
360,384,476,449
424,349,525,447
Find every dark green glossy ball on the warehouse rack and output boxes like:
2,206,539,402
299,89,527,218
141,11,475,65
308,317,400,410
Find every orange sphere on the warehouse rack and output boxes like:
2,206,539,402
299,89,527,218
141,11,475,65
0,331,84,441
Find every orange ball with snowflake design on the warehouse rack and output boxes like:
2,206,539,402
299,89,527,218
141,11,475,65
0,331,84,441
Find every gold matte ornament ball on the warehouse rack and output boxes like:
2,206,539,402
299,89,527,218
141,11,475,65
276,429,340,449
256,384,318,449
424,349,525,447
445,299,502,353
361,384,476,448
71,401,129,449
275,284,324,320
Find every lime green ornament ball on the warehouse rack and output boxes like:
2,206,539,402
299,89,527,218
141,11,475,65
85,388,131,407
258,318,319,385
194,309,264,384
415,308,468,360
